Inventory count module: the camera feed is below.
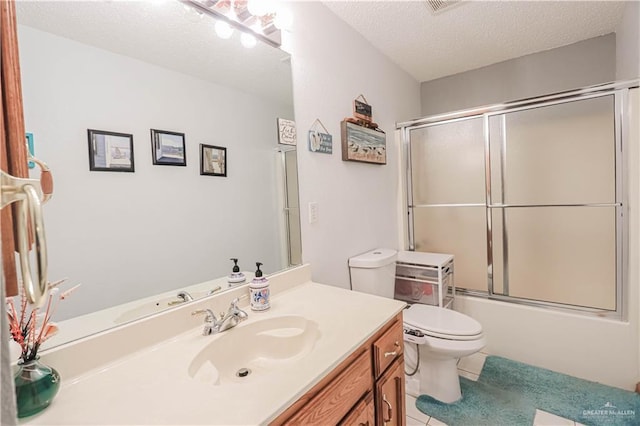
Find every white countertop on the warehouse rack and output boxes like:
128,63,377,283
23,267,405,425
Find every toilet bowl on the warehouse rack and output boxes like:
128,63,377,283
348,248,486,403
403,303,486,402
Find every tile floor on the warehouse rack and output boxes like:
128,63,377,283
405,351,585,426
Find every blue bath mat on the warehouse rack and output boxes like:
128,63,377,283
417,376,536,425
416,355,640,426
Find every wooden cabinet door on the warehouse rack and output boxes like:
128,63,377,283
339,391,375,426
375,358,406,426
277,349,372,425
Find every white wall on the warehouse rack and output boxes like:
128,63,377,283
616,0,640,80
288,2,421,289
19,26,292,319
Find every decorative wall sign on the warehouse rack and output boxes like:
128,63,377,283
341,120,386,165
200,144,227,177
151,129,186,166
87,129,135,172
277,118,297,146
353,94,372,123
308,119,332,154
308,131,333,154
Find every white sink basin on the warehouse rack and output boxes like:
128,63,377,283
188,315,321,386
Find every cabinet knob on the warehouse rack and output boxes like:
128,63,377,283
384,341,400,358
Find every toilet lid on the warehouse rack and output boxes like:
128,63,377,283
403,304,483,340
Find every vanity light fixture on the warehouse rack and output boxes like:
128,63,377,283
215,20,234,39
246,0,274,17
273,7,292,31
181,0,286,48
240,32,257,48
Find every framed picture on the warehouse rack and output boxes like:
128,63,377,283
151,129,186,166
200,144,227,177
87,129,135,172
341,120,386,165
277,118,297,146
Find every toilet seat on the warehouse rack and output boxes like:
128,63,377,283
403,304,483,341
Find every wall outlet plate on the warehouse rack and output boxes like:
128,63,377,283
308,202,318,224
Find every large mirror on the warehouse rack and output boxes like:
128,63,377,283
15,0,301,349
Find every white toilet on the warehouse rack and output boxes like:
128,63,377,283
348,248,486,403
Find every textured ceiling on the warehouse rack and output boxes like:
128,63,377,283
15,1,293,105
324,0,628,82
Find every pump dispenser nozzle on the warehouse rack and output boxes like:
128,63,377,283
231,258,240,273
255,262,263,278
227,258,246,284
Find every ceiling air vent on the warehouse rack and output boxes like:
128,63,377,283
425,0,460,14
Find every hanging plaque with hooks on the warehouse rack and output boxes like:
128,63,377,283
353,94,372,123
308,119,332,154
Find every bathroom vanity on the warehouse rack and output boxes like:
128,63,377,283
272,311,405,425
21,265,406,425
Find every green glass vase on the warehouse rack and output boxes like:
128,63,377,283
14,357,60,418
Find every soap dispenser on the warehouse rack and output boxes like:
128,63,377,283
227,258,246,284
249,262,270,311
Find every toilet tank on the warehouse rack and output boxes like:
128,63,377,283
348,248,397,298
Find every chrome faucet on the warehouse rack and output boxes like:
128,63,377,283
177,291,194,302
168,290,195,306
192,298,248,336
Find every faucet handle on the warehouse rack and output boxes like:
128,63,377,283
191,309,217,322
228,298,248,321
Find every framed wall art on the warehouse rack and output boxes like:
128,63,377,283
341,120,386,165
87,129,135,172
200,144,227,177
151,129,186,166
277,118,297,146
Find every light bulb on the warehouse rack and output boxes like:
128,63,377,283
241,32,257,48
273,8,293,30
215,21,234,39
247,0,268,17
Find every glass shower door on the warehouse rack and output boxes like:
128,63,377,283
409,117,487,292
281,149,302,267
487,95,619,310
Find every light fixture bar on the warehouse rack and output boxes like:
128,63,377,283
181,0,282,48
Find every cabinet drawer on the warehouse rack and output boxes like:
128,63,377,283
338,391,374,426
283,348,372,425
373,319,403,378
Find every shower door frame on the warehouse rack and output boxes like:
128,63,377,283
399,80,639,320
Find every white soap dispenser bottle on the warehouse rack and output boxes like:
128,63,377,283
227,258,246,284
249,262,270,311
